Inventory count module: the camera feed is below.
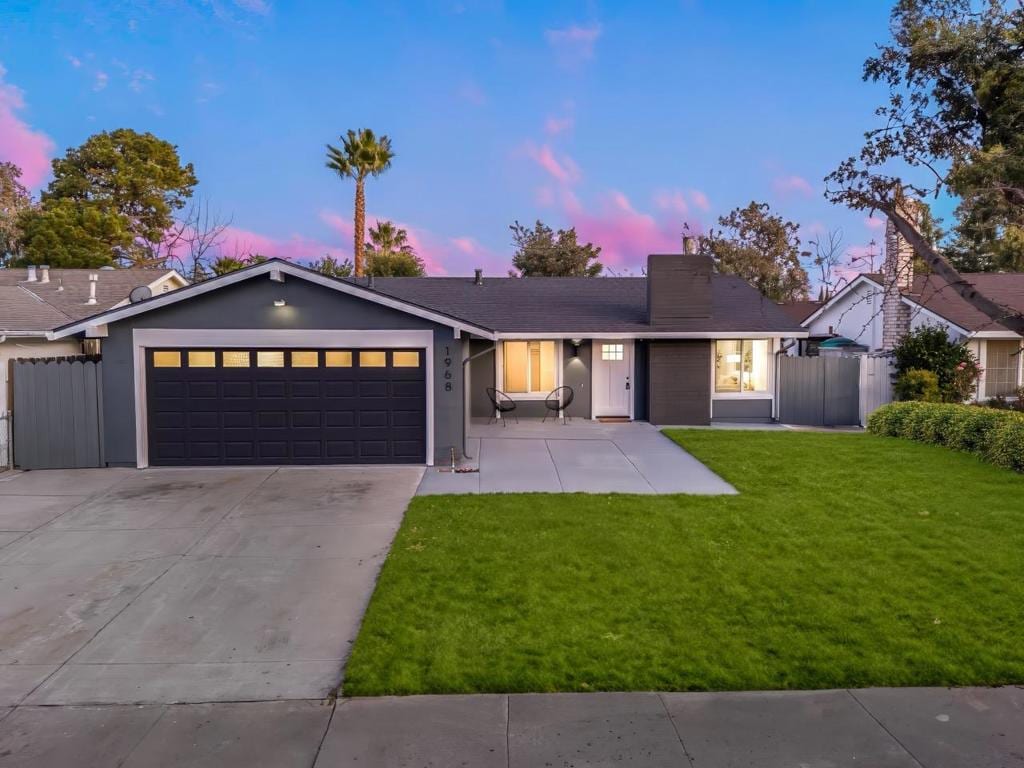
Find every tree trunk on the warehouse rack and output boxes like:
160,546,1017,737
882,203,1024,336
354,177,365,277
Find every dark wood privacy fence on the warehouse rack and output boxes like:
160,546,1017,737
11,357,104,469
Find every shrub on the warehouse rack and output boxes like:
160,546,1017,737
893,368,941,402
867,401,1024,471
892,326,981,401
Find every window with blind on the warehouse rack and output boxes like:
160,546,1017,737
985,340,1021,397
503,340,557,394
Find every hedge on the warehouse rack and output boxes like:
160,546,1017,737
867,401,1024,472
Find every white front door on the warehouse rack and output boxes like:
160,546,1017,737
592,340,633,418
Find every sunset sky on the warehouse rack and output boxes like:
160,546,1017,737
1,1,917,277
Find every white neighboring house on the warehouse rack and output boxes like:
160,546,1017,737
0,264,187,465
794,217,1024,401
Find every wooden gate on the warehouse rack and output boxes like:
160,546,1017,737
778,355,861,427
11,357,104,469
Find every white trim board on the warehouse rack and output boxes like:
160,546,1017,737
131,328,435,469
52,260,495,341
493,331,807,340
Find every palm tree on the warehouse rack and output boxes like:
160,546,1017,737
365,220,425,276
325,129,394,277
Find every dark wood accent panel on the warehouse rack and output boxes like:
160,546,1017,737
647,340,711,425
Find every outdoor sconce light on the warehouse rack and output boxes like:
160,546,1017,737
571,338,583,358
273,299,287,307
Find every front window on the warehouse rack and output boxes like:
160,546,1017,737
985,340,1021,397
715,339,770,393
503,340,557,394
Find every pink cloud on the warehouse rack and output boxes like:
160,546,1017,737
319,210,464,276
544,115,573,136
525,143,580,185
772,174,815,198
688,189,711,212
545,23,602,65
568,190,699,270
218,225,346,263
654,189,689,215
0,64,55,189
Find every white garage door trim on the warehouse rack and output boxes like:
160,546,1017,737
132,328,435,468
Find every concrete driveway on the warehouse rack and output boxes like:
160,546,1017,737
417,419,736,495
0,464,422,706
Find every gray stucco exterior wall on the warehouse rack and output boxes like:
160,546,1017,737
562,340,591,419
98,275,463,466
712,398,773,422
468,339,495,418
647,340,712,425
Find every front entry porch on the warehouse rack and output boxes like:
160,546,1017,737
417,418,735,495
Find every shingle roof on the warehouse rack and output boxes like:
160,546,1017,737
904,273,1024,333
0,267,183,332
777,300,823,324
365,273,805,334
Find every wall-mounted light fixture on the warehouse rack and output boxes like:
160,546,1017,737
570,338,583,358
273,299,287,307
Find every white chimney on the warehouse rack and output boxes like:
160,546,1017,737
39,265,50,283
25,265,37,282
87,273,98,305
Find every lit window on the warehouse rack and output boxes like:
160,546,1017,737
325,350,353,367
152,350,181,368
393,351,420,367
601,344,624,361
256,351,285,368
188,350,216,368
503,340,556,394
715,340,769,393
291,350,319,368
222,351,250,368
360,351,386,367
985,340,1021,397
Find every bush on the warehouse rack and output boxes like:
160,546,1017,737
893,368,941,402
892,326,981,401
867,401,1024,471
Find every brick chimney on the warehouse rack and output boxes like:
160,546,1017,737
881,198,920,350
647,254,712,324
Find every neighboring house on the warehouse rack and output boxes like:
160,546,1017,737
776,300,823,356
792,218,1024,400
0,265,188,465
48,254,805,468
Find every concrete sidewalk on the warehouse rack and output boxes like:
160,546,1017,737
418,420,736,495
1,687,1021,766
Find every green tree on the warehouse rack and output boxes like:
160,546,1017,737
892,326,981,401
0,162,32,264
365,220,425,276
826,0,1024,334
308,254,354,278
16,199,129,268
207,253,269,278
18,129,197,267
510,220,603,277
702,202,809,302
325,129,394,277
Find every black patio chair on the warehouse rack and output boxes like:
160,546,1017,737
543,386,575,424
486,387,518,425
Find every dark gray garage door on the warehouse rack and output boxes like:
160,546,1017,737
146,348,426,465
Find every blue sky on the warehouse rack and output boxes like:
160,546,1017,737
1,1,904,277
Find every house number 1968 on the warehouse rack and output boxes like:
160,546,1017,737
443,346,453,392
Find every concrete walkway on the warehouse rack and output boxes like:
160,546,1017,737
0,465,422,707
1,687,1020,766
418,420,736,495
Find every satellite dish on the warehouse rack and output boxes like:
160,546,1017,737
129,285,153,304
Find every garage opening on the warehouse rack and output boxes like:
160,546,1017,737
146,348,426,465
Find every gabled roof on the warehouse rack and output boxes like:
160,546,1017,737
776,300,823,324
51,258,806,339
801,270,1024,336
0,267,186,334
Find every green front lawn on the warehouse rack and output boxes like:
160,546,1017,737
344,430,1024,695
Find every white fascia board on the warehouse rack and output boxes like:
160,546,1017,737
493,331,809,340
49,260,496,340
800,275,880,328
972,330,1023,339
